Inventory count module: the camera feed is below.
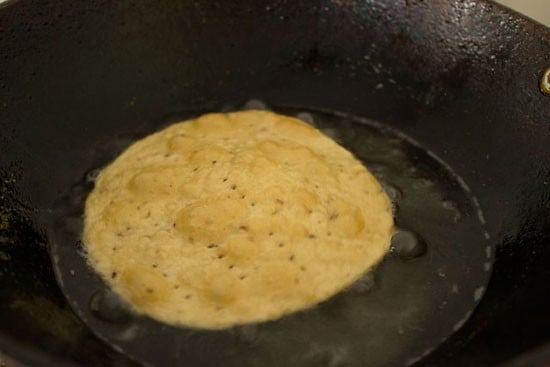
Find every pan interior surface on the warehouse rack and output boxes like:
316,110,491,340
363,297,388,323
49,103,493,367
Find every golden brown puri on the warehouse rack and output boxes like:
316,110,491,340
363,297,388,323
83,110,394,329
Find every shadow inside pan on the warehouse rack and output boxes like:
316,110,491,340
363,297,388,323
48,103,493,367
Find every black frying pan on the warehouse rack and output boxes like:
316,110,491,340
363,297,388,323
0,0,548,366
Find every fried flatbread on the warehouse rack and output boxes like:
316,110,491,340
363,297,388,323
84,110,393,329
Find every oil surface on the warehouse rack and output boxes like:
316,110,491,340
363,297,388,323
50,103,493,367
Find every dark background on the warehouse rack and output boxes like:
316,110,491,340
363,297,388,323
0,0,548,366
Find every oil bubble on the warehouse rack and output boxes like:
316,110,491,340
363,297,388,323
85,168,102,184
243,99,269,110
116,324,142,341
321,128,342,143
442,200,462,223
412,178,435,189
347,272,376,294
220,103,237,112
380,181,402,202
90,289,131,323
295,112,316,126
390,229,428,260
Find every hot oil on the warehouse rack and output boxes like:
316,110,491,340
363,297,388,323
50,103,493,367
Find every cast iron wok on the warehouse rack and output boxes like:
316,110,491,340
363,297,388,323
0,0,548,366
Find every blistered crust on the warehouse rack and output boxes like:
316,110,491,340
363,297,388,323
84,111,394,329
